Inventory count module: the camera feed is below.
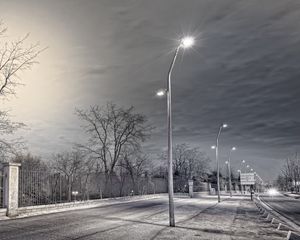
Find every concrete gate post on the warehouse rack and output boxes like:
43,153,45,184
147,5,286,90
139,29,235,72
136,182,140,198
3,162,21,217
188,179,193,198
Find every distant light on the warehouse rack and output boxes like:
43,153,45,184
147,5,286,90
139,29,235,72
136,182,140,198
156,89,166,97
246,165,250,168
181,36,194,48
251,168,253,172
242,160,246,163
237,169,241,172
222,123,228,128
225,161,228,164
267,188,279,196
232,147,236,151
211,145,216,149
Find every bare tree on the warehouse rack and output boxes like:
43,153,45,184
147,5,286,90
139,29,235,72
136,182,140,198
76,102,151,197
161,143,211,192
0,110,25,160
51,151,84,201
0,21,45,97
14,153,47,171
278,153,300,192
0,21,44,159
119,148,150,195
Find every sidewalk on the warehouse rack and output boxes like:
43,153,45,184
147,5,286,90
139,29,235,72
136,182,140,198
284,192,300,199
153,196,287,240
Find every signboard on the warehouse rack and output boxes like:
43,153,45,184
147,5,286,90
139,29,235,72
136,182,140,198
240,173,255,185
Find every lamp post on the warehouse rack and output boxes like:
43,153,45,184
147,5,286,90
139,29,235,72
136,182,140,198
156,36,194,227
237,169,241,193
211,123,228,203
227,147,236,197
241,160,246,173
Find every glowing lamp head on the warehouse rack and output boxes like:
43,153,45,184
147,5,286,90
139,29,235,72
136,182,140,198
180,36,194,48
242,160,246,163
231,147,236,151
156,89,166,97
246,165,250,168
211,145,216,150
222,123,228,128
225,161,228,164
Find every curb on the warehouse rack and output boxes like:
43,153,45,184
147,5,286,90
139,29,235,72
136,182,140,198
254,196,300,239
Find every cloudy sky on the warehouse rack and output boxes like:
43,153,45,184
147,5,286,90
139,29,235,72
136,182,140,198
1,0,300,181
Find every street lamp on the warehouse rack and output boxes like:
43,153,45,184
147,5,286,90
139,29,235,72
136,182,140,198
157,36,194,227
241,160,246,173
213,123,228,203
227,146,236,197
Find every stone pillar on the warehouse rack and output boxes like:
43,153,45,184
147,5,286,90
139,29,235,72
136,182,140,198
188,179,193,198
3,162,21,217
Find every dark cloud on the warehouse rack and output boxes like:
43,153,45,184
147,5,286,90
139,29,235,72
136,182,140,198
2,0,300,181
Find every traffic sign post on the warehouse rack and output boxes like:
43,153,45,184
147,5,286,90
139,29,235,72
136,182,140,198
240,173,255,185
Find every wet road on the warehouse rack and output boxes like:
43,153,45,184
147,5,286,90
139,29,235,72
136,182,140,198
260,193,300,226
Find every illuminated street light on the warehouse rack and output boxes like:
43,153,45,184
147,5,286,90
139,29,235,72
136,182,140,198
180,36,195,48
227,146,237,197
158,36,194,227
213,123,228,203
156,89,166,97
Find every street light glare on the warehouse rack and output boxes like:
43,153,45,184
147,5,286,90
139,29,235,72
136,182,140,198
181,36,194,48
225,161,228,164
211,145,216,149
242,160,246,163
156,89,166,97
222,123,228,128
232,147,236,151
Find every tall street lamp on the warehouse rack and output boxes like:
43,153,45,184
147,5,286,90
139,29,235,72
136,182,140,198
156,36,194,227
227,146,236,197
211,123,228,203
241,160,246,173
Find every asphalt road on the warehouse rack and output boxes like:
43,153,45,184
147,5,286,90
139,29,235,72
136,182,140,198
260,193,300,226
0,196,218,240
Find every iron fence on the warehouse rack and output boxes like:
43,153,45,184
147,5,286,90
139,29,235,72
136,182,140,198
0,169,3,208
18,170,70,207
18,169,169,207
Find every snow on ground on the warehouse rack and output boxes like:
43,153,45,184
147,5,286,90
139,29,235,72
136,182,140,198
0,195,288,240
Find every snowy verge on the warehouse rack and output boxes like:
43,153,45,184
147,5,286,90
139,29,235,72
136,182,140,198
6,193,167,220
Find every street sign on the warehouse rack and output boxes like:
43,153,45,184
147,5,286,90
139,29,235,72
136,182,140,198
240,173,255,185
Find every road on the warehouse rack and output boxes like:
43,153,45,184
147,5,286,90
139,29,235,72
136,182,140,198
260,193,300,226
0,196,219,240
0,195,285,240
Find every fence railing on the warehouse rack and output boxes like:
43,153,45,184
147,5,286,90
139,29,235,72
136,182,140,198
0,169,3,208
18,169,169,207
18,170,70,207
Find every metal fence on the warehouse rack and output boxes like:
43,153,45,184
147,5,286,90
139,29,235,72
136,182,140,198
0,169,3,208
18,170,70,207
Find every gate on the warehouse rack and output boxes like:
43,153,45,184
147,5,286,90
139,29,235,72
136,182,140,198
18,170,69,207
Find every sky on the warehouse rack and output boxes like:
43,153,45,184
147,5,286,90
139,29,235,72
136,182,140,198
1,0,300,181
